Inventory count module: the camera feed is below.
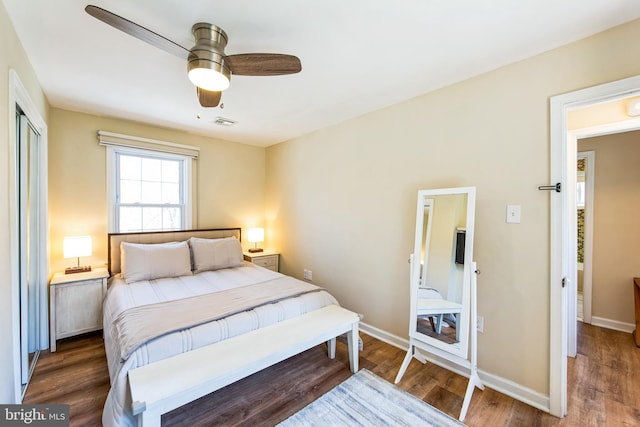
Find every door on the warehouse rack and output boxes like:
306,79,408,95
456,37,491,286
9,69,49,402
17,108,41,391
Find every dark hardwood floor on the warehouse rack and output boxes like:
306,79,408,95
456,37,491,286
24,322,640,426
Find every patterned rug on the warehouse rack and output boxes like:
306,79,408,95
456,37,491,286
277,369,466,426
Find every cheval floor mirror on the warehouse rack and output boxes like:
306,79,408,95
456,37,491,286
395,186,484,421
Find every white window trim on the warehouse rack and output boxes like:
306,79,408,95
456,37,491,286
98,130,199,158
106,145,193,232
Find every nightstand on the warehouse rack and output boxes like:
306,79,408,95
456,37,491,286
49,267,109,352
243,250,280,272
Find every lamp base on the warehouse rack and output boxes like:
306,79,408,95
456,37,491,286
248,248,264,253
65,266,92,274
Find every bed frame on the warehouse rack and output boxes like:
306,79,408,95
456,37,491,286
105,228,359,427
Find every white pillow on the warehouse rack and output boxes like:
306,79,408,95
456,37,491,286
189,236,244,273
121,241,192,283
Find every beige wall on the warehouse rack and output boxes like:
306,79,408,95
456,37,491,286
266,18,640,397
579,130,640,325
0,1,49,402
48,108,266,273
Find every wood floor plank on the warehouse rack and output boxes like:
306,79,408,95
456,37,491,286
163,345,351,427
466,387,514,427
604,396,640,426
23,322,640,426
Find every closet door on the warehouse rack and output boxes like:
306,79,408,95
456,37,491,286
17,111,41,390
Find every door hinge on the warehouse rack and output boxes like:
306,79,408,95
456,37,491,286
562,277,567,288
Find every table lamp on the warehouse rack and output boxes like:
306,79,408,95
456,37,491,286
247,228,264,253
63,236,92,274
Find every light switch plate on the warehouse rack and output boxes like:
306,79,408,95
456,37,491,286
506,205,521,223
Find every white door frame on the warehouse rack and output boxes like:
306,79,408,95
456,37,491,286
549,75,640,417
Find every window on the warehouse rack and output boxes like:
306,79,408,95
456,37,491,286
576,171,585,209
101,131,197,232
114,149,191,232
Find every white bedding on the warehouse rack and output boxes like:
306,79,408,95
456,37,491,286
102,261,338,427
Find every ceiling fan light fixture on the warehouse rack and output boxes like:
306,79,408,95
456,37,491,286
187,23,231,92
188,63,230,91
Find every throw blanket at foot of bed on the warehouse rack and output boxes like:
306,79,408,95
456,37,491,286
278,369,467,427
114,276,325,360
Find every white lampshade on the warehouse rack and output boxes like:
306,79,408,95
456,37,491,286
188,66,230,91
63,236,92,258
247,228,264,243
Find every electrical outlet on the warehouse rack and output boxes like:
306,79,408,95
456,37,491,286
477,315,484,333
303,269,313,281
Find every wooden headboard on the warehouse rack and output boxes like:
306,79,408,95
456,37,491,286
108,228,242,276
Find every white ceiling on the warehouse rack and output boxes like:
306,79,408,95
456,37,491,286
4,1,640,147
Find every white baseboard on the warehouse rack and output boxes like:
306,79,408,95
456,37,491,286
590,316,635,333
359,322,551,414
476,369,550,413
360,322,408,350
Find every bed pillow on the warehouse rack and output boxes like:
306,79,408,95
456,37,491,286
189,236,244,273
121,241,192,283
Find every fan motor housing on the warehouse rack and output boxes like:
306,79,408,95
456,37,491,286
187,23,231,91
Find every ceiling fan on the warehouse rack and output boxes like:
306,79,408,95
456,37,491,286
85,5,302,108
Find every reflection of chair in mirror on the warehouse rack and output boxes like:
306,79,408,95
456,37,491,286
417,288,462,341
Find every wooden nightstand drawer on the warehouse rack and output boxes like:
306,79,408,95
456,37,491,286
243,252,280,272
253,255,278,269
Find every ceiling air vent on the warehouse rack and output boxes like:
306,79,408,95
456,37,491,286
213,117,237,127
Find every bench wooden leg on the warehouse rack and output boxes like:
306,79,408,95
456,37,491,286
138,410,161,427
435,314,443,334
327,337,336,359
347,323,358,373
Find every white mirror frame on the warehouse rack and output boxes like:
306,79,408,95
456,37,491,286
395,186,483,421
409,186,475,359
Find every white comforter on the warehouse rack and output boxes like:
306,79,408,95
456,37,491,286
102,262,338,427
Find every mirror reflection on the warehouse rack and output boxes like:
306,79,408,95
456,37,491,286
413,191,470,347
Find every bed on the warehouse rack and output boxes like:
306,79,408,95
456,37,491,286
101,228,345,427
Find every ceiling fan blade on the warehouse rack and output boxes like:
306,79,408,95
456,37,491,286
85,5,189,60
197,87,222,108
226,54,302,76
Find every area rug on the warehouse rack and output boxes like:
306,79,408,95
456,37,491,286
277,369,466,426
